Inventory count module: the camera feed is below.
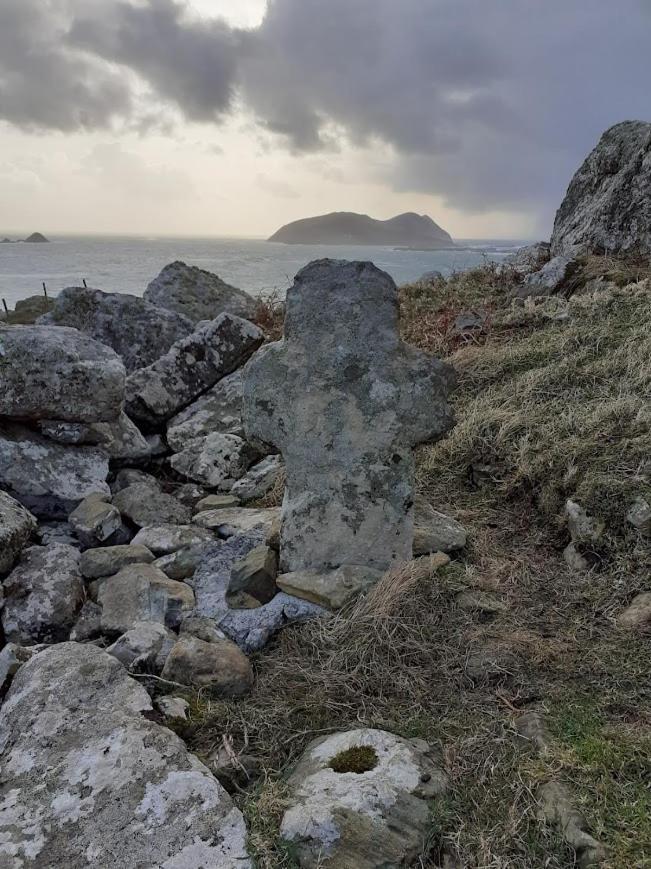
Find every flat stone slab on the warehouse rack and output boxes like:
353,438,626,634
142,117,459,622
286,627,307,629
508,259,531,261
277,565,382,610
280,728,448,868
0,643,252,867
0,324,125,423
193,506,280,539
189,535,325,652
131,524,217,556
242,259,455,576
125,313,264,425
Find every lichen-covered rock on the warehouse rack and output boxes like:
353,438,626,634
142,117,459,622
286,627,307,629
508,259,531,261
170,432,259,489
131,524,216,556
1,544,84,645
39,412,151,461
0,643,253,867
194,493,240,512
551,120,651,257
125,314,264,426
69,493,122,548
144,260,257,324
113,483,191,528
38,285,193,373
517,255,577,298
242,259,455,576
97,562,195,636
80,543,155,579
0,423,110,519
193,506,280,539
504,241,551,275
231,454,284,503
189,534,324,652
153,544,213,580
161,634,253,697
107,621,176,673
0,323,125,423
167,369,245,450
280,728,447,868
0,492,36,575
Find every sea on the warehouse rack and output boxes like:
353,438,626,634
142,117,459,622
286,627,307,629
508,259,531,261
0,235,529,309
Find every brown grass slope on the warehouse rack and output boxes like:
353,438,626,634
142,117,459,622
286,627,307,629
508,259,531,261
177,260,650,868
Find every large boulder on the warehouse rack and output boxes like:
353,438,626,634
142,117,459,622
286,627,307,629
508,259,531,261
125,314,264,426
112,483,191,528
1,543,85,645
166,369,245,450
144,261,257,324
0,423,110,519
38,286,193,373
504,241,551,275
0,643,252,867
0,324,125,423
279,728,448,868
0,492,36,575
551,121,651,257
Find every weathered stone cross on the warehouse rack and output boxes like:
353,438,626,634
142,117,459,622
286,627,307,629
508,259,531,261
242,259,455,580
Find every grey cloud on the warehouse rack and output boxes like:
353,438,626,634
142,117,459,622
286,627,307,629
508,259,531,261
0,0,131,131
1,0,650,222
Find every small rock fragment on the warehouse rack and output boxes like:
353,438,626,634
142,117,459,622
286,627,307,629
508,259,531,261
227,545,279,608
69,493,122,548
617,592,651,632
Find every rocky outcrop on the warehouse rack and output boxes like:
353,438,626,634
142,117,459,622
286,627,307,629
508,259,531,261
517,255,577,298
125,314,264,426
0,324,125,423
144,261,257,324
23,232,49,242
39,286,193,373
551,121,651,257
0,423,110,519
279,728,448,868
1,543,84,644
0,492,36,575
0,643,252,867
504,241,551,274
269,211,454,249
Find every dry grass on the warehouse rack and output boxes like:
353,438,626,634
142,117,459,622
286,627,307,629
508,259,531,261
178,261,651,868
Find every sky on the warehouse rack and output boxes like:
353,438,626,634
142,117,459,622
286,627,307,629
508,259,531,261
0,0,649,240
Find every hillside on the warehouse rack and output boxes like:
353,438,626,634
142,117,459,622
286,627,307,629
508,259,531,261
268,211,454,248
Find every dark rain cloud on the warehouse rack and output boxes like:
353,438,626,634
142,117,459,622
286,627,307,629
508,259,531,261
1,0,650,224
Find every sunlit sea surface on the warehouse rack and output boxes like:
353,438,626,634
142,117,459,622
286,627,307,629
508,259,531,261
0,235,530,309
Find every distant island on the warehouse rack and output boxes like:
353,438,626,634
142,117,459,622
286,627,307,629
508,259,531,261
268,211,454,249
1,232,50,244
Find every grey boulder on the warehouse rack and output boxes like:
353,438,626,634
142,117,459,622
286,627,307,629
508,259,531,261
68,493,122,548
80,543,155,579
113,483,191,527
97,562,195,636
0,423,110,519
551,120,651,257
1,543,84,645
125,313,264,426
413,496,467,555
144,260,257,324
131,523,216,556
107,620,176,673
231,453,284,502
161,634,253,697
0,643,252,867
193,506,280,539
38,285,193,373
280,728,448,869
39,412,151,461
0,323,125,423
517,255,577,297
0,491,36,575
504,241,551,275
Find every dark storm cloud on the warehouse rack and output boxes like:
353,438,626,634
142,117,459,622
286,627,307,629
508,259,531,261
1,0,650,221
0,0,132,131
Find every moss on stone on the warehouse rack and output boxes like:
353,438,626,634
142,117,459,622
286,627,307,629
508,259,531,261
328,745,378,774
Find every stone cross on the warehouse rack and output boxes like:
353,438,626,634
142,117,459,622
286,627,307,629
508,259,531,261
242,259,455,575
